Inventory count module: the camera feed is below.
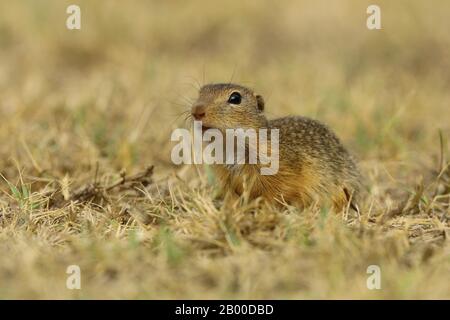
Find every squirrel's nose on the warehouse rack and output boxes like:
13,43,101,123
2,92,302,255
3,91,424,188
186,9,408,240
191,104,206,120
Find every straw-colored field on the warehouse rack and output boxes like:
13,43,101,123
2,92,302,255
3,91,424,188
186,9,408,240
0,0,449,299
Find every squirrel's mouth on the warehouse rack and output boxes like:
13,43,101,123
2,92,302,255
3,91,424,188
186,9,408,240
195,121,223,134
201,125,214,133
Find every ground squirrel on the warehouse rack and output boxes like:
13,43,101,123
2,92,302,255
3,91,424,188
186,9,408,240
190,83,362,212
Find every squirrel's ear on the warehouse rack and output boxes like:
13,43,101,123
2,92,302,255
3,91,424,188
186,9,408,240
255,94,265,111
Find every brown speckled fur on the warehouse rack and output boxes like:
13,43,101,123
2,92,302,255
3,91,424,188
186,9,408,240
192,83,362,212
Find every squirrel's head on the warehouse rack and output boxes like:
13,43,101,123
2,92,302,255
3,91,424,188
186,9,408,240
191,83,267,131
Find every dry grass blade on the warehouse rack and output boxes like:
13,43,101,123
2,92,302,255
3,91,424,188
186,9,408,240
48,165,154,208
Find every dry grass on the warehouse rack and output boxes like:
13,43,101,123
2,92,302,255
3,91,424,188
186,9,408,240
0,0,449,299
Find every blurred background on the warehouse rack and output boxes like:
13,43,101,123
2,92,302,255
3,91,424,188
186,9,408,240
0,0,449,299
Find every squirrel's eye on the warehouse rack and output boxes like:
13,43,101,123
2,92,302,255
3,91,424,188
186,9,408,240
228,92,242,105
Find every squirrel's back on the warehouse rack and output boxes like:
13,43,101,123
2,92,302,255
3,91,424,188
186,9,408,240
268,116,362,210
